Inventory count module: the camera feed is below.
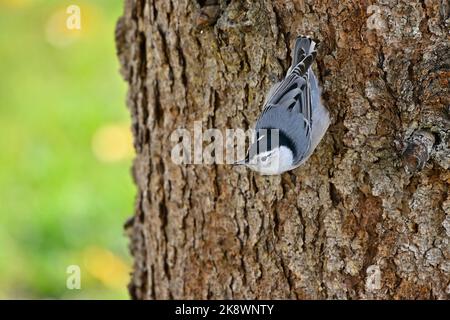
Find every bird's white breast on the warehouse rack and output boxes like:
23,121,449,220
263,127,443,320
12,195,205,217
255,146,294,175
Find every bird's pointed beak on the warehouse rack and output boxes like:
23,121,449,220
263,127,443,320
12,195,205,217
234,154,249,165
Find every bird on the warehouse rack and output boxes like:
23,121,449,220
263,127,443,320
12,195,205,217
235,36,330,175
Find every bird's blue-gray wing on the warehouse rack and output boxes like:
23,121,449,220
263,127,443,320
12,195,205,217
255,104,310,163
256,61,316,163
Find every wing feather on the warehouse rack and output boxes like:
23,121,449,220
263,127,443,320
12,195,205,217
253,37,319,163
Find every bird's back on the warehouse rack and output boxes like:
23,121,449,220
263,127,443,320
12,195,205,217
255,36,321,164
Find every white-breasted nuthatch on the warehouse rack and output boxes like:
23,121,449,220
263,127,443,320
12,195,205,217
236,36,330,175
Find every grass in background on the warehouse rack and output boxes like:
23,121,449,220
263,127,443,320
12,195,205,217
0,0,134,299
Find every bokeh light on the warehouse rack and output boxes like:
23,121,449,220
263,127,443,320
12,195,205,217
92,123,134,163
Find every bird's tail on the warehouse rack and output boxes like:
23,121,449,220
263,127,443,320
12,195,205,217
291,36,318,72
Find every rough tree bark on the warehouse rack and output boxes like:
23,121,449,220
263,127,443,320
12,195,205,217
116,0,449,299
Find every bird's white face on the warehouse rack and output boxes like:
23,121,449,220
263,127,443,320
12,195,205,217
246,146,294,175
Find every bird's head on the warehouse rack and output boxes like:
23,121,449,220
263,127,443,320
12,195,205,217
235,129,294,175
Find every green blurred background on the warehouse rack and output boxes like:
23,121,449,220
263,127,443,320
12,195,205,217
0,0,134,299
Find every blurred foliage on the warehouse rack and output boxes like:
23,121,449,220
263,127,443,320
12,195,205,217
0,0,134,299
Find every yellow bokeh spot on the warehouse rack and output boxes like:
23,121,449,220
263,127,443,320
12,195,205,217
0,0,33,9
83,246,130,289
45,3,102,47
92,123,134,163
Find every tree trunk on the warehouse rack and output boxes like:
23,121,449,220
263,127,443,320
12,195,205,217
116,0,449,299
